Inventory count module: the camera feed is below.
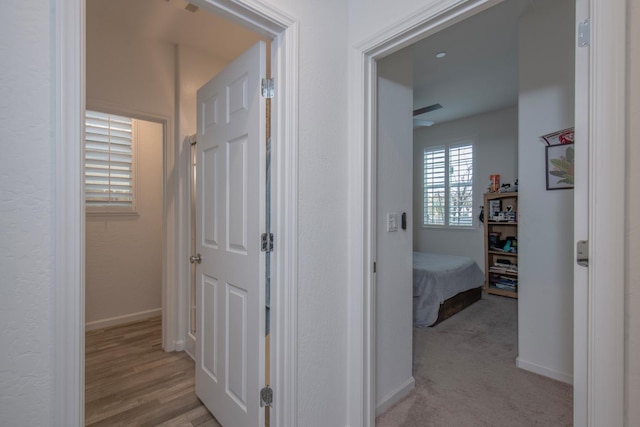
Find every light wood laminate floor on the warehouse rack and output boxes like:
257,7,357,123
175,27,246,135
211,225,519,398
85,317,220,426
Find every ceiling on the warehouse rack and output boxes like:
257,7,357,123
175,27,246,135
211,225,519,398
409,0,530,126
87,0,265,62
88,0,528,128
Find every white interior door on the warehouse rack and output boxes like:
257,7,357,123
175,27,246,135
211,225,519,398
195,41,267,427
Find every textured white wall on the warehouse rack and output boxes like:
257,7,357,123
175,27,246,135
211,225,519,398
0,0,52,425
413,106,518,269
375,50,415,412
245,2,349,426
85,120,163,325
517,0,575,382
348,0,447,45
627,0,640,423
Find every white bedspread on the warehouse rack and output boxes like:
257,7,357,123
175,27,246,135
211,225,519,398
413,251,484,327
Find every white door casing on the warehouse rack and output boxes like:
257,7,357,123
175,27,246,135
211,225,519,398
195,41,267,427
573,0,589,424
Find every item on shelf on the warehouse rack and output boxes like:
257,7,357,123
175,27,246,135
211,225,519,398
489,200,501,219
499,183,513,193
489,174,500,192
488,232,500,248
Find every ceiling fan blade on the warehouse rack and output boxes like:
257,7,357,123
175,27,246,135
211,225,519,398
413,103,443,117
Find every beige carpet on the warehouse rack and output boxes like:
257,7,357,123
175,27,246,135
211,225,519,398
376,295,573,427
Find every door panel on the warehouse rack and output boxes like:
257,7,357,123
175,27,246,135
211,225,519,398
196,40,266,427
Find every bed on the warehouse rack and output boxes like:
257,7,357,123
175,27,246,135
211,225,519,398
413,251,485,327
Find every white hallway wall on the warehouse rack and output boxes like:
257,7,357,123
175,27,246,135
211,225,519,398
517,0,574,382
0,1,53,424
85,120,163,326
413,106,518,269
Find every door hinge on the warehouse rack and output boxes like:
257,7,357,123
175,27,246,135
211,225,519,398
261,78,274,99
260,386,273,407
577,240,589,267
261,233,274,252
373,262,377,273
578,18,590,47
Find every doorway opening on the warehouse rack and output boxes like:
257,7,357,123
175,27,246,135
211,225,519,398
367,0,579,425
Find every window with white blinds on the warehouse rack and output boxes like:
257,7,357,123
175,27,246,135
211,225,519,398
423,142,474,227
85,110,137,212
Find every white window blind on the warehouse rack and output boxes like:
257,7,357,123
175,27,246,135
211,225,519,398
85,110,136,212
423,147,446,225
423,142,474,227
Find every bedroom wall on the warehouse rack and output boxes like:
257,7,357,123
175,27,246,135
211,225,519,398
413,106,518,270
85,120,164,327
516,0,574,382
375,49,415,414
86,15,176,119
85,15,174,326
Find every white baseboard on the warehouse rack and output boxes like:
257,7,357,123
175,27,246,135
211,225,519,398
375,376,415,416
516,357,573,384
185,333,196,360
174,340,186,351
85,308,162,331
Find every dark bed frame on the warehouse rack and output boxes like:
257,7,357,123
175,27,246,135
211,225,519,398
431,287,483,326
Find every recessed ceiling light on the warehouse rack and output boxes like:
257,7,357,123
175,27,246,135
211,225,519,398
435,51,447,59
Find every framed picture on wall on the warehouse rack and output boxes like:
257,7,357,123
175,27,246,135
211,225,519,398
545,143,575,190
540,127,574,146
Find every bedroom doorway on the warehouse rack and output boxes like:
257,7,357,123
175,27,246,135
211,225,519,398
66,0,299,425
373,0,578,424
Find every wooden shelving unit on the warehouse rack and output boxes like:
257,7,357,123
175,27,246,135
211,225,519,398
483,192,518,298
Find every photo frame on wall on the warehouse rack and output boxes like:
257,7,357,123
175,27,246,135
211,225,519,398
540,127,574,146
546,143,575,190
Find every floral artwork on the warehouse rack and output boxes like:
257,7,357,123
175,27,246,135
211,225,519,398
546,143,574,190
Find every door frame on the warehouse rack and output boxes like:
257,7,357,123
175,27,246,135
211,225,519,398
53,0,300,426
347,0,626,426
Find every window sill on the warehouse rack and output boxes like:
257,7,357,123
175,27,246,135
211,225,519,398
86,210,139,217
421,225,477,231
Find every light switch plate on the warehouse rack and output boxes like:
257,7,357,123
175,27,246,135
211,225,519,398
387,213,398,232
